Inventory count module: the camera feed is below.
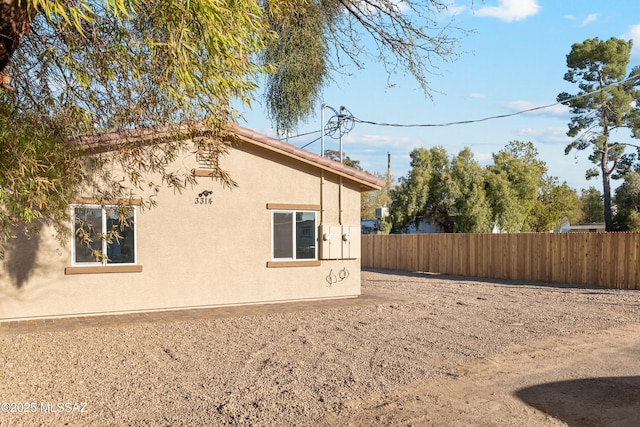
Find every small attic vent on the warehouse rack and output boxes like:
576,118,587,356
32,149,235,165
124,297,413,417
197,148,215,169
195,138,220,170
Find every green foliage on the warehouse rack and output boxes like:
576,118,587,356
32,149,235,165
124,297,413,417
262,1,330,134
558,37,640,231
578,187,605,223
0,107,85,247
390,147,440,232
323,149,362,170
1,0,267,248
527,177,580,232
450,147,492,233
485,141,546,232
613,171,640,230
389,142,578,234
421,146,455,232
12,0,270,128
390,146,491,233
360,171,391,223
260,0,468,134
0,0,469,249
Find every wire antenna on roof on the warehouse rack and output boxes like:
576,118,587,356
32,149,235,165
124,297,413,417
321,104,355,163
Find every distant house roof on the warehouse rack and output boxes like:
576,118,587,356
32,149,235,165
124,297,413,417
76,122,385,192
568,223,606,232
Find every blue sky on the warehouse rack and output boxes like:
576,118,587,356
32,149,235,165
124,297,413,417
240,0,640,192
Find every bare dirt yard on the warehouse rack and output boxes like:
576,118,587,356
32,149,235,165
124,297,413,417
1,269,639,426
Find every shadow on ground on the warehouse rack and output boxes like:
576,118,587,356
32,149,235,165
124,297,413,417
362,267,631,293
515,376,640,426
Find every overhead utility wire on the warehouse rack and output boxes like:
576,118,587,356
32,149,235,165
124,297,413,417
352,74,640,128
299,127,340,150
300,135,322,149
282,128,322,140
289,74,638,149
353,104,559,127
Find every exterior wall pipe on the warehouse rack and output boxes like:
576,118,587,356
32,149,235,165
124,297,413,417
320,103,326,157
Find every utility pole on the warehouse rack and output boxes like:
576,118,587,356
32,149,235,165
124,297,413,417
387,152,391,191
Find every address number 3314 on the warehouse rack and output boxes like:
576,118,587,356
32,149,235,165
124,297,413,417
195,190,213,205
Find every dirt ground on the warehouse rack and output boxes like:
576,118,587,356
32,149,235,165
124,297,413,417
0,269,639,426
320,323,640,426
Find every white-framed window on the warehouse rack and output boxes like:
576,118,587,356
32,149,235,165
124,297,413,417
272,210,317,261
71,205,137,266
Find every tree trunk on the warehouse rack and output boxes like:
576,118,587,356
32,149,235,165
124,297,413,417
602,150,614,231
0,0,33,88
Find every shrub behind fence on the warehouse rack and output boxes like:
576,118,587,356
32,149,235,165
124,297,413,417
362,233,640,290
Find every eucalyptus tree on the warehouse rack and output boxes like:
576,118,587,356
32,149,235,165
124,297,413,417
484,141,547,232
527,177,580,232
450,147,491,233
390,147,438,232
557,37,640,231
390,146,491,233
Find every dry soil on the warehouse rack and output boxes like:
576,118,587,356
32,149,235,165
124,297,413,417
1,269,639,426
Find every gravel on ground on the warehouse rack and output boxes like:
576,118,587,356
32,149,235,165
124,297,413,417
1,269,639,426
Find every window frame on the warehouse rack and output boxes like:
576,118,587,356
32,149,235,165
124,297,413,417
270,209,318,263
70,204,138,267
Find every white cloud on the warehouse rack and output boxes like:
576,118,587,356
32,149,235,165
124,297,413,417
506,100,569,116
446,3,468,16
469,92,486,99
622,24,640,59
475,0,541,22
517,127,570,143
582,13,599,26
474,152,493,163
348,133,415,149
390,0,410,13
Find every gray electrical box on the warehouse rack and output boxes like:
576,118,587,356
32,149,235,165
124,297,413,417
375,207,389,219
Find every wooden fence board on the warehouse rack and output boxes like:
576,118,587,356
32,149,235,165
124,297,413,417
361,233,640,290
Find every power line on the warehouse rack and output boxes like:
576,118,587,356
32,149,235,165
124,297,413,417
299,125,350,150
289,73,639,149
282,128,322,140
300,135,322,149
352,74,640,128
296,107,356,150
353,102,560,128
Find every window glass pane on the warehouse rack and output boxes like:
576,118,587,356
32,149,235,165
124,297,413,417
273,212,293,259
106,207,135,264
74,206,102,263
296,211,316,259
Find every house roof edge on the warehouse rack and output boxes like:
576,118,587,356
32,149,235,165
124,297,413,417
73,122,386,192
228,123,385,192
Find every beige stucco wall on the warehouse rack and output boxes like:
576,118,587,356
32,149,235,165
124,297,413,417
0,139,366,321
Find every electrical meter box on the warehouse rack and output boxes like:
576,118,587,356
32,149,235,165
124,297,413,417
341,225,360,259
319,224,341,260
319,225,360,259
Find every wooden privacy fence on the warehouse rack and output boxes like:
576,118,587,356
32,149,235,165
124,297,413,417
362,233,640,290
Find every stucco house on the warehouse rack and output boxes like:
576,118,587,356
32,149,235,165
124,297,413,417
0,123,384,321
